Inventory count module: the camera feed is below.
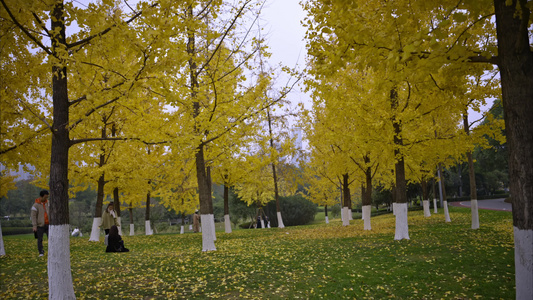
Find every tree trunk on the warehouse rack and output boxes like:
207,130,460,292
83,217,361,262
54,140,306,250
493,1,533,297
113,187,122,235
0,222,4,256
223,183,232,233
342,173,351,226
267,108,284,228
324,205,329,224
145,191,152,235
362,161,373,230
463,113,479,229
432,178,438,213
438,164,451,222
421,179,431,217
47,2,75,298
90,125,107,241
187,5,216,250
391,88,409,240
129,205,134,236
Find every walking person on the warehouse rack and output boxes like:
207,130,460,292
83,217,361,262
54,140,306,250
101,203,118,235
31,190,49,257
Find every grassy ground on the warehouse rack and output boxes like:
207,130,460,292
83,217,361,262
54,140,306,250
1,206,514,299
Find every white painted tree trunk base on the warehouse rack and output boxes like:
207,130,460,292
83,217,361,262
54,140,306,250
423,200,431,217
325,216,329,224
201,214,216,251
443,201,451,222
433,198,438,213
394,203,410,240
362,205,371,230
129,224,134,236
0,222,5,256
179,225,184,234
471,199,479,229
393,203,397,216
117,217,122,236
189,224,193,230
224,214,232,233
342,207,350,226
210,214,216,240
145,220,153,235
277,212,285,228
349,209,353,220
260,220,265,229
514,227,533,300
48,225,76,299
89,217,101,242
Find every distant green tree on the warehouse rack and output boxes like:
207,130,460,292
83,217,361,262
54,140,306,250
265,194,318,227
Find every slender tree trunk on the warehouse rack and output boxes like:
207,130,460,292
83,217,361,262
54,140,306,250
438,164,451,222
180,212,185,234
324,205,329,224
463,113,479,229
493,1,533,297
267,108,284,228
0,222,5,256
187,6,216,250
90,124,108,241
362,159,373,230
391,88,409,240
342,173,351,226
129,205,134,236
145,191,152,235
223,183,232,233
432,178,438,213
113,188,122,235
47,2,75,298
421,178,431,217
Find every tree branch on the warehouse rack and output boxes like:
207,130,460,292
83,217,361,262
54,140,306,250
0,0,52,55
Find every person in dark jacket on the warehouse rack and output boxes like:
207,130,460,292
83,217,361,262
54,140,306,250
106,225,129,253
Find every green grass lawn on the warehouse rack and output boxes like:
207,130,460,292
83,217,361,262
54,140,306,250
1,206,514,299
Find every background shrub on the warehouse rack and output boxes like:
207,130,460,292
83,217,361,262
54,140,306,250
264,194,318,227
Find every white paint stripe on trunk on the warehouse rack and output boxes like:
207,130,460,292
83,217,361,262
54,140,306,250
129,223,134,236
362,205,371,230
89,217,101,242
48,224,75,299
277,211,285,228
342,207,350,226
145,220,153,235
423,200,431,217
325,216,329,224
471,199,479,229
443,200,451,222
201,214,216,251
514,227,533,300
224,214,232,233
180,225,184,234
394,203,409,240
393,202,397,215
433,198,438,213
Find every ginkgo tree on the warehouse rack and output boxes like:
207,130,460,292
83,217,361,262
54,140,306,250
304,0,532,297
0,0,167,298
